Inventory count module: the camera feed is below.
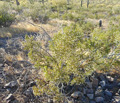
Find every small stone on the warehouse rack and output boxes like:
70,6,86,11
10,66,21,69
118,82,120,87
24,87,33,96
87,94,94,99
48,99,53,103
106,76,114,82
99,80,106,87
0,58,4,64
95,97,104,102
29,81,36,87
114,96,120,102
20,83,24,88
86,82,92,88
71,91,82,99
118,89,120,95
67,99,74,103
5,81,18,89
6,94,15,102
104,89,112,97
83,88,87,94
115,93,119,96
91,77,99,88
95,86,104,97
0,40,4,47
85,77,90,82
90,100,96,103
86,89,94,94
99,74,105,81
0,64,3,67
106,84,114,89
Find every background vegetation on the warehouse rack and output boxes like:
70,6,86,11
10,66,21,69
1,0,120,102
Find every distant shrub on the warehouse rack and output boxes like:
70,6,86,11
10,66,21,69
49,0,67,8
0,11,15,27
87,13,96,19
112,5,120,14
23,2,50,23
61,13,74,20
82,21,95,34
49,12,59,18
61,12,85,23
95,13,106,19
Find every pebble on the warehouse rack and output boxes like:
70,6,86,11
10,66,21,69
71,91,82,98
89,100,96,103
86,82,92,88
99,80,106,87
87,94,94,99
104,89,112,97
95,86,104,97
5,81,18,89
106,76,114,82
24,87,33,96
113,96,120,102
0,64,3,67
6,94,15,102
95,97,104,102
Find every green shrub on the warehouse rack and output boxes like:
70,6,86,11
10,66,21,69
87,13,96,19
23,2,50,23
112,5,120,14
0,1,15,27
82,22,95,34
61,13,74,20
49,12,59,19
23,23,120,101
0,11,15,27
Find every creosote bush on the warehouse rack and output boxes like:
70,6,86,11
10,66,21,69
23,21,120,102
0,11,15,27
0,1,15,27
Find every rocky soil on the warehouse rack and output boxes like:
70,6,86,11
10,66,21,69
0,32,50,103
0,31,120,103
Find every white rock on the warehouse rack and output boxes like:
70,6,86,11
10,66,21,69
106,76,114,82
6,94,15,101
71,91,81,98
5,81,18,88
